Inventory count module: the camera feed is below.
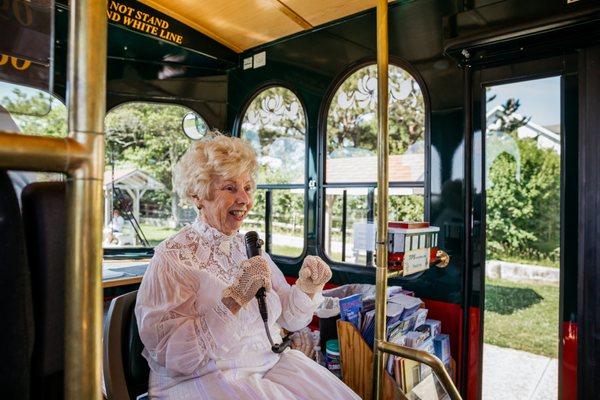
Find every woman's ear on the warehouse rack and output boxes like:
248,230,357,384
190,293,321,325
192,194,202,209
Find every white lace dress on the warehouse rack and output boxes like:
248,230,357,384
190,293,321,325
135,220,360,399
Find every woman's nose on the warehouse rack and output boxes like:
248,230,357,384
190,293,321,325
236,189,250,204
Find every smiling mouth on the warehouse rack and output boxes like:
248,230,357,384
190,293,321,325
228,210,246,220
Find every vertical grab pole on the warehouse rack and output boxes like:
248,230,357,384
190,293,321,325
373,0,389,399
64,0,107,399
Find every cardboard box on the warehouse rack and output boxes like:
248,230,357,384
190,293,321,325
423,319,441,338
434,334,451,363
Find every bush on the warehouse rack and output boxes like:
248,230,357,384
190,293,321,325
487,137,560,264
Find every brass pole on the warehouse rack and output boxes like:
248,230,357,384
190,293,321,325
0,132,87,172
64,0,107,398
373,0,389,399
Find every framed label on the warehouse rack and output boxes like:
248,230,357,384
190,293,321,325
403,247,430,276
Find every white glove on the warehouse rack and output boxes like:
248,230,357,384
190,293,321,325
290,327,318,358
297,255,332,295
222,256,271,307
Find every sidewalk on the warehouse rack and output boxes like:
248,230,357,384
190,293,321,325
482,344,557,400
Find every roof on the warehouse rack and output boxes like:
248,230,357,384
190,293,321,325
139,0,392,52
486,105,560,146
326,153,424,183
103,167,165,191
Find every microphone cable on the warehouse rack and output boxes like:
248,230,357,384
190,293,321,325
244,231,292,353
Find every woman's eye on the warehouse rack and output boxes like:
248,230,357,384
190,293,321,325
224,186,235,192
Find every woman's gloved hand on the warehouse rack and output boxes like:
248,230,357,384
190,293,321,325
290,327,318,358
297,255,332,295
222,256,272,311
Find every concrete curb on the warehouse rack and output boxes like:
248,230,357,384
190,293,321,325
486,260,559,285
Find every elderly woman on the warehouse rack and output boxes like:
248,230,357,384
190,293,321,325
135,134,360,399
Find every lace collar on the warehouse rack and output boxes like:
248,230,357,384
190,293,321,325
191,218,241,256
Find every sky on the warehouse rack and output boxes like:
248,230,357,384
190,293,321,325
486,76,561,127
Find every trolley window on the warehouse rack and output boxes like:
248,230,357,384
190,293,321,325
240,86,307,258
0,81,66,136
324,64,425,266
103,102,207,249
0,81,67,193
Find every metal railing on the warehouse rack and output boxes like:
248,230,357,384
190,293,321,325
0,1,106,398
371,1,461,399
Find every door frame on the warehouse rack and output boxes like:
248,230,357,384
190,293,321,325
466,54,579,400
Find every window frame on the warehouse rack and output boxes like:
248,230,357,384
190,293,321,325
102,100,210,258
316,57,431,271
235,82,310,263
0,80,67,134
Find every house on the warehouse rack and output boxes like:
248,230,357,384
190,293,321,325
486,105,560,153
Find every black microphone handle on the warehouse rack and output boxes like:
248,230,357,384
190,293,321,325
244,231,261,258
255,287,268,321
244,231,284,352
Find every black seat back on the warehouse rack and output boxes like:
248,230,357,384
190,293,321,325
104,290,149,400
21,182,66,399
0,171,34,399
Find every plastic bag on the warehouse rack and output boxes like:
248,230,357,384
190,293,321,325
316,284,403,317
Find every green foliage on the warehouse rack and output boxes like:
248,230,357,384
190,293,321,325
106,103,190,188
2,89,67,137
105,103,192,216
327,65,425,156
324,192,424,242
4,85,560,267
389,194,424,222
241,86,305,184
487,138,561,263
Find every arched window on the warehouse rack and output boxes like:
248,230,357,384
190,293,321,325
324,64,426,266
0,81,67,196
104,102,207,249
0,81,67,137
240,86,306,258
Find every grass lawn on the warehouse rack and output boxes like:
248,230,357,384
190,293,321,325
271,244,304,258
484,279,559,358
139,227,307,257
139,224,178,246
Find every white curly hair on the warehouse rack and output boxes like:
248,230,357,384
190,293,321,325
173,131,259,209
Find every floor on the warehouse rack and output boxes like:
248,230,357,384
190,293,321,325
482,344,557,400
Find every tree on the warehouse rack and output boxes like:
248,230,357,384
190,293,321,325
241,86,306,184
105,103,191,226
2,89,67,137
486,109,561,263
327,64,425,156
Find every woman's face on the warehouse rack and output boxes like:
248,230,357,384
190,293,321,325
200,172,254,235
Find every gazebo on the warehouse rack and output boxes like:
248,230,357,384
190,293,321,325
103,167,165,225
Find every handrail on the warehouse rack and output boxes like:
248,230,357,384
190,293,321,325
373,1,390,398
372,1,461,399
0,132,88,172
64,1,107,398
377,341,462,400
0,1,107,398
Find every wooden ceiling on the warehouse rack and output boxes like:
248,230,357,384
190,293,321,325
139,0,390,53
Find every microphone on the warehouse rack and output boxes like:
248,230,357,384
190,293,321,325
243,231,291,353
244,231,268,320
244,230,261,258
